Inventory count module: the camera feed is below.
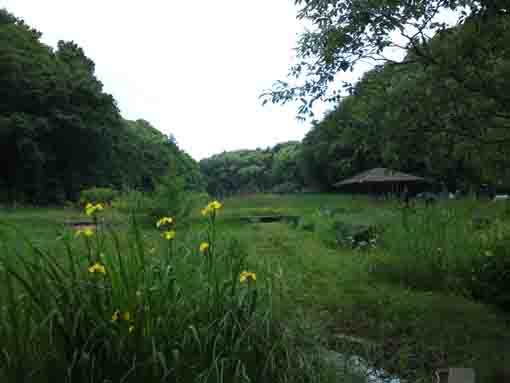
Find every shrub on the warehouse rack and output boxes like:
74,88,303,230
111,163,210,226
332,221,379,250
468,219,510,312
80,187,118,206
304,208,388,251
111,189,154,214
147,164,207,224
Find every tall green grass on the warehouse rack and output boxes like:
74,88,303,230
3,195,509,382
0,205,326,383
220,195,510,381
372,200,510,310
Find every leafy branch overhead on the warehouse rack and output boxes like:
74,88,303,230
262,0,510,119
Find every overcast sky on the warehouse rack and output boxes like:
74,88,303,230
1,0,364,159
2,1,459,160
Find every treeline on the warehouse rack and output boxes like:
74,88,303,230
302,12,510,193
0,9,203,204
199,142,305,196
203,11,510,195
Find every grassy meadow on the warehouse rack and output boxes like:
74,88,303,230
1,194,510,382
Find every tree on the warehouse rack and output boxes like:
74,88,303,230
0,8,203,204
263,0,510,131
200,143,306,196
262,1,510,192
298,30,510,192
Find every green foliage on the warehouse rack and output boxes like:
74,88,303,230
112,119,205,193
0,206,325,383
148,163,195,223
298,206,394,250
0,9,204,205
261,1,510,194
373,205,478,292
369,201,510,312
271,181,303,194
0,10,119,203
469,219,510,312
111,167,208,227
264,0,508,116
111,189,154,215
113,163,208,225
3,195,510,381
218,194,510,381
200,142,306,196
298,14,510,191
79,187,118,205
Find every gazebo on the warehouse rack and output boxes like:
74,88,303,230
334,168,430,195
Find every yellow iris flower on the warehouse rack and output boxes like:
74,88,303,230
88,262,106,274
75,227,95,237
112,309,121,322
201,200,222,216
112,309,132,323
162,230,176,240
209,200,222,210
156,216,173,228
199,242,210,253
85,202,104,216
239,271,257,283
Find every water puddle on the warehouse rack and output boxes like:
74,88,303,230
322,348,401,383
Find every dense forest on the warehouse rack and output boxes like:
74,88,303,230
300,13,510,192
203,2,510,195
200,141,306,196
0,9,203,204
3,2,510,201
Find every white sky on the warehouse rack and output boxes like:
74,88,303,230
1,1,459,160
0,1,328,159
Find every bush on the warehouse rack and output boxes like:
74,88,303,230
111,163,210,226
111,189,154,214
80,187,118,206
468,219,510,312
303,207,390,250
147,164,202,224
332,221,379,250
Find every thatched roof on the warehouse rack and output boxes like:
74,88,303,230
334,168,427,188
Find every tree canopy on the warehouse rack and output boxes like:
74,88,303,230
257,1,510,193
203,8,510,195
299,14,510,192
264,0,509,123
0,9,203,204
200,142,306,197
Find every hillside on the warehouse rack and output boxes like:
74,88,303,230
0,9,203,204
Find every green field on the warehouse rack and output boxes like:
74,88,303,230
1,194,509,382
